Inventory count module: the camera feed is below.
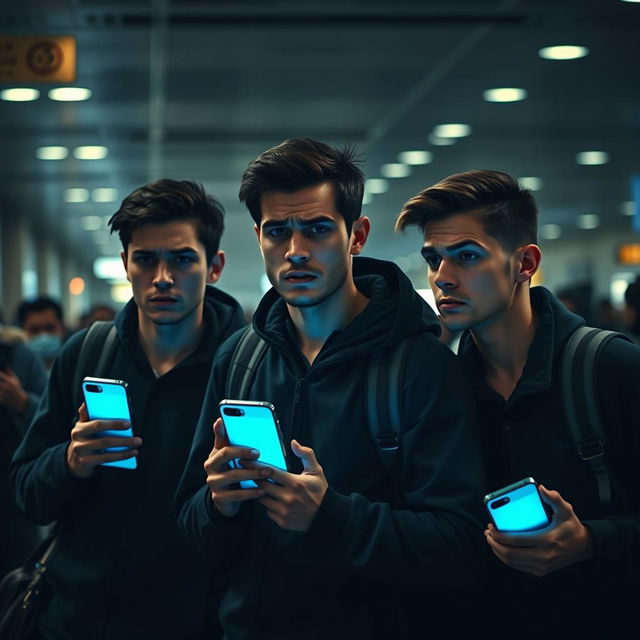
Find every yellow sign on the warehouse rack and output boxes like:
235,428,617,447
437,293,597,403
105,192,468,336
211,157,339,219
0,36,76,83
617,244,640,265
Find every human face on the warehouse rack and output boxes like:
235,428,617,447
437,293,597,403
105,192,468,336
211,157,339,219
421,212,521,332
122,219,222,327
22,308,65,339
255,182,368,309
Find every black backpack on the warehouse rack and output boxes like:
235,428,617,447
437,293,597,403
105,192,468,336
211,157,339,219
225,326,415,473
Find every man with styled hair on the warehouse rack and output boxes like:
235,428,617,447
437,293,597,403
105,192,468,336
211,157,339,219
396,169,640,636
176,138,486,639
12,179,244,639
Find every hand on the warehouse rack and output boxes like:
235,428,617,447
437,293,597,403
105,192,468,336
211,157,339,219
0,366,29,414
66,403,142,479
204,418,269,518
484,485,595,577
250,439,328,532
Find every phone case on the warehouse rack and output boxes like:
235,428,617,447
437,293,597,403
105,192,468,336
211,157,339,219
219,399,288,489
82,376,137,470
484,477,551,532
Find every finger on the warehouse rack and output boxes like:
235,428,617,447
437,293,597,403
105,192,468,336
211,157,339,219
213,418,230,450
258,494,285,515
78,403,88,422
207,466,270,488
538,485,572,520
290,439,321,473
86,436,142,451
488,528,541,548
83,448,139,463
210,487,264,503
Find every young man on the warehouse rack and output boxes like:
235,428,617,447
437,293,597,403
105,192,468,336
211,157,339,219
11,180,245,640
396,170,640,637
176,138,486,639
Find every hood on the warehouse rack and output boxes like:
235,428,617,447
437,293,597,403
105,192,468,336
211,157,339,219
252,256,440,361
114,285,245,362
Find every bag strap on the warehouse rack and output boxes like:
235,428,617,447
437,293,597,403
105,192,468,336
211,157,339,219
561,326,630,508
225,326,268,400
366,336,414,474
73,321,118,409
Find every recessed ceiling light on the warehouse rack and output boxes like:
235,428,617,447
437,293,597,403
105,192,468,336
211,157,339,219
541,224,562,240
94,256,127,279
398,150,433,165
36,146,69,160
432,123,472,138
362,192,373,205
428,134,457,146
576,151,609,165
74,146,108,160
48,87,92,102
621,201,636,216
81,216,103,231
92,188,118,202
64,188,90,203
483,87,528,102
577,214,600,229
538,45,589,60
1,88,40,101
381,163,411,179
518,176,543,191
365,178,389,194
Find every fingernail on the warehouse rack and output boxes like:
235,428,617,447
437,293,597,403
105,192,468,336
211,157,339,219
260,468,271,477
133,438,142,445
123,421,131,428
250,449,260,457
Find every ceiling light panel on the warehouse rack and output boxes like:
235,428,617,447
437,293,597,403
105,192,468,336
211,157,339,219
64,188,90,203
483,87,528,102
428,134,456,146
36,146,69,160
538,45,589,60
74,146,108,160
365,179,389,194
48,87,92,102
577,214,600,229
81,216,103,231
518,177,543,191
92,188,118,203
541,224,562,240
621,201,636,216
381,163,411,178
1,88,39,101
576,151,609,165
432,124,472,138
398,150,433,165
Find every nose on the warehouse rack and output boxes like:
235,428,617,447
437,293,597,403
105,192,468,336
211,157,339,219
433,259,457,291
285,231,310,265
153,261,174,289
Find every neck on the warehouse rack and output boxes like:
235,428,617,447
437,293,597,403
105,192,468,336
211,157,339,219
470,284,537,400
287,278,369,365
137,304,205,376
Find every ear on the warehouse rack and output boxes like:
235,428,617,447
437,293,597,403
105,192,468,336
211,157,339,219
349,217,371,256
207,251,225,284
515,244,542,283
121,250,131,283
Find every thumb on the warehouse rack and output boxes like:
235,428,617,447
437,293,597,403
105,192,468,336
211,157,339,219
213,418,229,450
539,484,572,521
291,439,321,473
78,402,88,422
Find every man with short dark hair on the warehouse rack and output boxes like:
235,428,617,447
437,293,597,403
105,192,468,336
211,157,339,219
12,179,244,639
15,296,67,369
396,169,640,637
176,138,486,639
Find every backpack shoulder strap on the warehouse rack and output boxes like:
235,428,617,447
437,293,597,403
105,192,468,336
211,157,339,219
366,336,414,473
73,321,118,408
225,326,268,400
561,326,630,507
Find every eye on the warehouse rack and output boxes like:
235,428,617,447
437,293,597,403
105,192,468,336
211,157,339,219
422,254,441,269
459,251,479,263
266,227,289,238
173,254,196,265
306,224,331,236
134,254,155,266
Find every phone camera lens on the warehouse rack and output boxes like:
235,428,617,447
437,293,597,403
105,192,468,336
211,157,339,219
86,384,103,393
490,497,511,509
223,407,245,417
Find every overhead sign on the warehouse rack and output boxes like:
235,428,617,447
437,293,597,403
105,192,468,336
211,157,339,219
0,36,76,83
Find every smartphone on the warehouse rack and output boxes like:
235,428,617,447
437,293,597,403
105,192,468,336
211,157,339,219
484,477,552,532
219,399,288,489
81,376,137,470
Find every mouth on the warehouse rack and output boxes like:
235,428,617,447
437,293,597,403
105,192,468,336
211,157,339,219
149,296,179,305
437,297,466,311
282,271,318,284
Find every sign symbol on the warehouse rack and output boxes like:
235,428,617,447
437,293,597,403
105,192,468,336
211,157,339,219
26,40,63,76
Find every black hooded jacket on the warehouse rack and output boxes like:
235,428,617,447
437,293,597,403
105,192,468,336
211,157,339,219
11,286,244,640
459,286,640,637
176,257,486,639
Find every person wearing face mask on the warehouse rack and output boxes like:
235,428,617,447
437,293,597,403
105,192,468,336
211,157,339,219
15,296,67,370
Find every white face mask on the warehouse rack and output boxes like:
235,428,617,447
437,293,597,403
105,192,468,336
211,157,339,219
28,333,62,361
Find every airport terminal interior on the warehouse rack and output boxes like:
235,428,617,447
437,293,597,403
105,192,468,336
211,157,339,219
1,0,639,328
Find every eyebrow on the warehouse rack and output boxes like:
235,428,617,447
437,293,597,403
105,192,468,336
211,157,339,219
261,216,336,230
421,240,485,257
132,247,199,255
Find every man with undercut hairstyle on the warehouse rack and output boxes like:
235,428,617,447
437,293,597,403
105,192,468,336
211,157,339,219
396,169,640,637
12,179,244,639
176,138,486,639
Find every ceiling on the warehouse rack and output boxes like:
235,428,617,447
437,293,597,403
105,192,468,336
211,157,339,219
1,0,639,306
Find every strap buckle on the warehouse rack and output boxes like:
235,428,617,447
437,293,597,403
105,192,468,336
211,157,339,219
377,432,399,451
577,437,605,461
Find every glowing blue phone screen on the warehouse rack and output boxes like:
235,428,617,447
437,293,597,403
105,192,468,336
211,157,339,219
82,380,136,470
222,404,287,489
489,484,549,531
